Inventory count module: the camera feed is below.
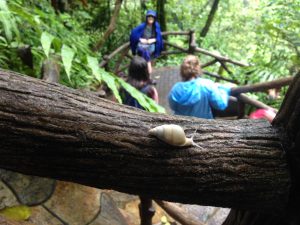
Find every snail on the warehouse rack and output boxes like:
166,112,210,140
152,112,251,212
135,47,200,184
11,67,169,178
148,124,203,149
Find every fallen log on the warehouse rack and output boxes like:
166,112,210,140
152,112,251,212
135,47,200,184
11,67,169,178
0,69,290,213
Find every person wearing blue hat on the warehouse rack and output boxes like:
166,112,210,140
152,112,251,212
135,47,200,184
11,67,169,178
130,10,163,74
168,55,231,119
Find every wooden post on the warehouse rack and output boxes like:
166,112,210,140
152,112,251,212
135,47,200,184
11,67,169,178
237,100,246,119
139,197,155,225
42,58,60,83
114,46,130,74
155,200,205,225
188,30,196,54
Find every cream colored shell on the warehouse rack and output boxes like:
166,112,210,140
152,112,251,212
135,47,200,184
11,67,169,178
148,124,193,147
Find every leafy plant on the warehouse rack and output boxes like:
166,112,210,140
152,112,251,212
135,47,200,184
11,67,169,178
0,0,165,113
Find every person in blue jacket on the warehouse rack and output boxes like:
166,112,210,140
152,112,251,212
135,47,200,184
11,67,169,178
130,10,163,74
168,55,231,119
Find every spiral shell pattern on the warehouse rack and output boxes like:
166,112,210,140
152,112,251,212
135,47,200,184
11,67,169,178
148,124,189,146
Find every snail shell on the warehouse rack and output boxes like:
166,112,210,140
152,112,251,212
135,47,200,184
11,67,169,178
148,124,193,147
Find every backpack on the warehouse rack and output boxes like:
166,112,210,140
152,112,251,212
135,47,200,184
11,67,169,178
122,85,151,110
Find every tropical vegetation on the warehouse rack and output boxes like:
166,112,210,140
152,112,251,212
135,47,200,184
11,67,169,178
0,0,299,112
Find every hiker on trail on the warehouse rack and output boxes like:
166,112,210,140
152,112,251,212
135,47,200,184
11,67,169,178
130,10,163,75
121,56,159,109
168,55,231,119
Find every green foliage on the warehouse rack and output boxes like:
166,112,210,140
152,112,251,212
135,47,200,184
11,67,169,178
41,32,54,58
117,77,165,113
1,0,299,113
0,0,164,113
163,0,299,110
61,44,75,81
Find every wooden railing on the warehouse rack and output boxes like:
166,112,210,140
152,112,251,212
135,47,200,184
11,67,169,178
99,30,248,83
99,30,293,118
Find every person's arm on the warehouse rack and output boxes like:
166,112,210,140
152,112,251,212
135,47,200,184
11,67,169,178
208,82,231,111
147,86,159,103
139,38,148,44
139,38,156,44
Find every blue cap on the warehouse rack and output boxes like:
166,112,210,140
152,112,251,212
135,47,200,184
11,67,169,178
146,10,157,18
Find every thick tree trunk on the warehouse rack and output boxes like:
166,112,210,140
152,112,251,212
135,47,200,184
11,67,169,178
0,69,290,213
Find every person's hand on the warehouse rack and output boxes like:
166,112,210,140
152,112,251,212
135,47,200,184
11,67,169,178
147,38,156,44
139,38,148,44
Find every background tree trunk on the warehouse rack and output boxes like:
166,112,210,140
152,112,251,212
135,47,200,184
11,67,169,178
94,0,123,51
156,0,167,32
199,0,220,46
140,0,147,21
0,69,291,214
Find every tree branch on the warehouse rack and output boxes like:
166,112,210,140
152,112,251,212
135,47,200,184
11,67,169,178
94,0,123,51
0,69,290,212
231,76,293,95
199,0,220,44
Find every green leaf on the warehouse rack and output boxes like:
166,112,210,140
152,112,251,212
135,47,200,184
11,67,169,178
0,205,31,221
87,56,101,82
61,44,75,81
118,78,165,113
41,32,54,58
100,69,122,103
0,0,19,42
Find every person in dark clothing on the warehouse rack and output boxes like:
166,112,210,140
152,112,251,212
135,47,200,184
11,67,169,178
121,56,158,109
130,10,163,74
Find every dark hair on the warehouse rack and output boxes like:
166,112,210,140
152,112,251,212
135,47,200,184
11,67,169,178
128,56,150,88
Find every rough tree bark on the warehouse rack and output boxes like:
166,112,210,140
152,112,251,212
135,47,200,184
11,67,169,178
223,71,300,225
0,69,291,214
94,0,123,51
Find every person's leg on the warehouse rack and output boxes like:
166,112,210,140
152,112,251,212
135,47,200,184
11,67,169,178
147,61,152,74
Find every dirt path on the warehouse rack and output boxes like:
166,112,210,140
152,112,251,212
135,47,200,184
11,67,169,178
152,66,181,114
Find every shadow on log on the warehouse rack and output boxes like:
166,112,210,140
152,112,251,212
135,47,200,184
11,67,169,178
0,69,293,219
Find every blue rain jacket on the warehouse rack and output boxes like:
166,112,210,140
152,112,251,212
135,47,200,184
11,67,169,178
168,77,231,119
130,10,163,58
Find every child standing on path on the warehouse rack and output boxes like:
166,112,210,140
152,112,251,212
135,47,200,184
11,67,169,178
121,56,159,109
